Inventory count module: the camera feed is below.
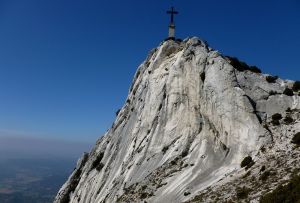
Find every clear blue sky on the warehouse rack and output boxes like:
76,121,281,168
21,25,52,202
0,0,299,143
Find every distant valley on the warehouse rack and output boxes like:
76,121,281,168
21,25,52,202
0,135,92,203
0,158,76,203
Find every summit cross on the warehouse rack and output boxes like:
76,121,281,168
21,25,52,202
167,6,178,24
166,7,179,39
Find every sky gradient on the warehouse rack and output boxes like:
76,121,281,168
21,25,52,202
0,0,299,144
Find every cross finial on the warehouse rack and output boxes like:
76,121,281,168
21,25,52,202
166,7,179,39
167,6,178,24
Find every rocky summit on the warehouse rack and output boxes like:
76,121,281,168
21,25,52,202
55,37,300,203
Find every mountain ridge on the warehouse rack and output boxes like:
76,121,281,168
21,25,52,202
55,37,300,203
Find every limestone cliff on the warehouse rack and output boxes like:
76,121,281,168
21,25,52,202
55,37,300,203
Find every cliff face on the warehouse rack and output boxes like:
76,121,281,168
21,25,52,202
55,37,300,203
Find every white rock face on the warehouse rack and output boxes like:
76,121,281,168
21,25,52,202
54,37,300,203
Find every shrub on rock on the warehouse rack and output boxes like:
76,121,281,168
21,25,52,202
291,132,300,145
292,81,300,92
241,156,253,168
269,90,277,95
265,75,278,83
260,165,266,172
184,191,191,196
271,113,282,125
162,146,169,153
96,163,104,171
249,66,262,73
283,116,294,124
226,56,261,73
283,88,294,96
236,187,250,199
260,171,271,181
272,113,282,120
91,152,104,171
181,150,189,157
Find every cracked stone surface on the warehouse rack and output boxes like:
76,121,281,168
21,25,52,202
54,37,300,203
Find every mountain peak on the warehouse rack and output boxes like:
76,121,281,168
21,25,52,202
55,37,300,203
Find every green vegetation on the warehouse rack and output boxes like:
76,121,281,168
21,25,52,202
170,160,177,165
140,192,148,199
162,146,169,153
241,156,254,169
283,87,294,96
283,116,294,124
260,174,300,203
260,171,271,181
226,56,262,73
236,187,250,199
265,75,278,83
96,163,104,171
292,81,300,92
250,66,262,73
91,152,104,171
291,132,300,145
139,191,153,199
190,193,204,202
181,150,189,157
269,90,277,95
272,113,282,120
184,191,191,196
271,113,282,125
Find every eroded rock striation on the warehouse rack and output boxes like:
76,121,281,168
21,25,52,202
55,37,300,203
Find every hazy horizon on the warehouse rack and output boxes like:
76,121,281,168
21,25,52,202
0,134,93,160
0,133,91,203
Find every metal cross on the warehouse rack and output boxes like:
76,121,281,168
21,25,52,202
167,7,178,24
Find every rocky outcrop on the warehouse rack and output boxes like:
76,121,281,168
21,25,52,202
54,37,300,203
